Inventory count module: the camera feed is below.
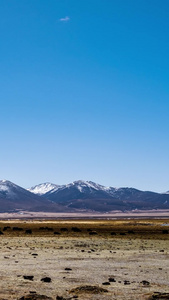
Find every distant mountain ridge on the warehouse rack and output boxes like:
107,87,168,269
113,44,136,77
30,180,169,212
0,180,70,213
0,179,169,213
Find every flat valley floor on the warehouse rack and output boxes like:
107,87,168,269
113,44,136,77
0,219,169,300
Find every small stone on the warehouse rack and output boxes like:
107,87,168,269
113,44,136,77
124,280,130,285
140,280,150,286
41,277,51,283
109,277,116,282
102,282,110,285
23,275,34,281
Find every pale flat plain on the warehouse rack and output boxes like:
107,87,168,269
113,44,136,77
0,219,169,300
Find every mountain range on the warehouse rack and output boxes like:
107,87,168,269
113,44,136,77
0,179,169,213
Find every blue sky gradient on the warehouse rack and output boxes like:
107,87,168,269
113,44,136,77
0,0,169,191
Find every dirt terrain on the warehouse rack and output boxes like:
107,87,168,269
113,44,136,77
1,209,169,219
0,219,169,299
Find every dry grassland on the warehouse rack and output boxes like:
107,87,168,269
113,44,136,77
0,219,169,299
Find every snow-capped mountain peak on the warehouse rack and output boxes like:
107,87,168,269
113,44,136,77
74,180,110,190
1,179,8,183
54,180,115,195
0,179,21,195
0,179,38,200
0,180,15,198
62,180,108,193
28,182,60,195
0,179,16,186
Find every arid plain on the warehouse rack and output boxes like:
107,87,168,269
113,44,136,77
0,219,169,300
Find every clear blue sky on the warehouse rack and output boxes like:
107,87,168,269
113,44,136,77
0,0,169,192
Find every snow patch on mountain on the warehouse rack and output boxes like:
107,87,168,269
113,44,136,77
71,180,111,192
0,180,23,199
28,183,60,195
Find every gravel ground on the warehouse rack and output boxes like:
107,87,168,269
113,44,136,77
0,221,168,299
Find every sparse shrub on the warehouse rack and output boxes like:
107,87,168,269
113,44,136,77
25,229,32,234
72,227,81,232
60,228,68,232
